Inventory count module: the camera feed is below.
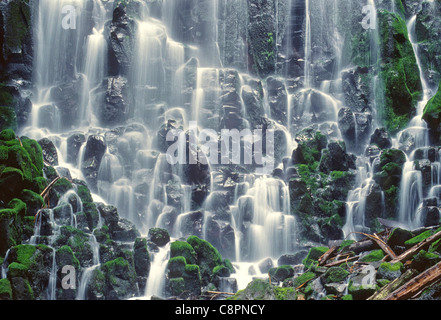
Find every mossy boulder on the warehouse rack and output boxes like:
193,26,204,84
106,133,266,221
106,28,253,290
0,198,26,255
133,237,150,279
229,279,296,300
170,240,197,265
377,262,403,281
182,264,202,296
411,250,441,272
0,278,12,300
374,149,406,218
186,236,223,284
292,128,328,165
4,244,54,300
168,277,185,296
360,249,385,262
293,271,316,289
98,257,138,300
167,256,187,278
322,267,350,284
148,228,170,247
269,265,295,283
0,106,17,132
302,246,329,269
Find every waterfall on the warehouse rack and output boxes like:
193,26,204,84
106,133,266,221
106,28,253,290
144,243,170,299
396,14,435,229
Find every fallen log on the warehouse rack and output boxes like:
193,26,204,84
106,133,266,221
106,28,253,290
372,233,398,260
367,269,418,300
318,246,338,266
390,229,441,264
386,261,441,300
323,255,359,268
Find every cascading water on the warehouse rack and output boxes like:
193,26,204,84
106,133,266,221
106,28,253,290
7,0,440,300
395,13,436,230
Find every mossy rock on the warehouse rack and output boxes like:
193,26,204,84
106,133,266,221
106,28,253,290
293,271,316,289
168,256,187,278
182,264,201,296
99,257,138,300
0,106,17,132
133,237,150,278
302,246,329,269
56,245,81,272
292,129,328,166
269,265,295,283
405,230,433,247
75,182,99,230
187,236,223,284
360,249,385,262
148,228,170,247
322,267,350,284
0,199,26,255
0,278,12,300
378,10,422,134
168,277,185,296
170,241,197,265
388,227,414,247
377,262,403,281
20,189,44,217
230,278,295,300
411,250,441,272
274,286,296,300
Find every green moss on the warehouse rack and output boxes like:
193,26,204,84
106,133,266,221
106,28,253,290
269,265,295,282
56,245,81,270
412,250,441,271
274,286,296,300
187,235,222,268
168,277,185,296
14,244,37,268
405,230,433,246
293,271,316,289
339,240,355,251
170,241,197,265
323,267,350,284
0,278,12,300
360,249,385,262
302,246,329,269
7,262,28,278
167,256,187,278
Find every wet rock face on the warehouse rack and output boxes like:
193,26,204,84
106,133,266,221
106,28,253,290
107,4,135,76
100,76,130,126
81,135,107,192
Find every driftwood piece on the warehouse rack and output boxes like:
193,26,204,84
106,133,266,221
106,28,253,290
318,246,338,266
386,261,441,300
390,230,441,264
40,176,62,199
367,269,418,300
323,255,359,268
372,233,398,260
